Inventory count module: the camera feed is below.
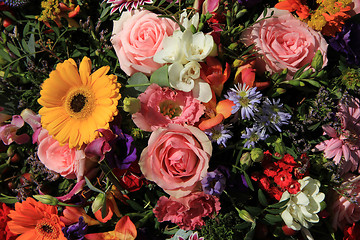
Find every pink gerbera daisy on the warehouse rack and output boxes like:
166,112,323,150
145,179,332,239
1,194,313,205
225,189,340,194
107,0,153,14
315,97,360,175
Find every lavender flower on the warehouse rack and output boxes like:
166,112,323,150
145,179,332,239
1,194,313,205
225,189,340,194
241,126,268,148
2,0,29,7
62,217,87,240
201,170,226,196
205,124,232,147
225,83,262,120
106,125,137,170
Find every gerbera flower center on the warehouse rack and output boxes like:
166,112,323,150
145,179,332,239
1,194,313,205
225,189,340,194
35,220,59,239
65,87,95,119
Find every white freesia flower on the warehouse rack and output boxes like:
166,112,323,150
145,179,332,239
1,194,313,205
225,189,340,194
179,11,199,29
183,29,217,62
153,31,187,64
280,176,325,231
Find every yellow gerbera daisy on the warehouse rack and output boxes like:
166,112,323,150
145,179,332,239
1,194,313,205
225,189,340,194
38,57,121,149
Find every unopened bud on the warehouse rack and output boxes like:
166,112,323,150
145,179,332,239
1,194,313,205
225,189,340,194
240,152,252,168
237,209,255,223
311,50,323,71
92,193,106,214
123,97,141,114
250,148,264,162
33,195,59,205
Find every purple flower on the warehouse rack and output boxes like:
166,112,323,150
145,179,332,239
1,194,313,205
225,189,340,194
204,124,232,147
225,83,262,120
241,126,268,148
62,217,87,240
328,21,360,66
201,169,226,196
106,125,137,170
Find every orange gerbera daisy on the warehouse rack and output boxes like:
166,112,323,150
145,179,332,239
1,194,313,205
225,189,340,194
7,197,67,240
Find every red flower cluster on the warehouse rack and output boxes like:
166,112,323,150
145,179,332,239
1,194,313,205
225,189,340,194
251,152,310,200
343,222,360,240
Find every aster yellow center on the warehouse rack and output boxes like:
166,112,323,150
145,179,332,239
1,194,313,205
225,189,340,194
35,220,59,239
65,87,95,119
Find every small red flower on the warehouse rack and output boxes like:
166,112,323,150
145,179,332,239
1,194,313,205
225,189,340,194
263,163,279,178
343,222,360,240
287,181,301,195
274,171,293,189
113,161,144,192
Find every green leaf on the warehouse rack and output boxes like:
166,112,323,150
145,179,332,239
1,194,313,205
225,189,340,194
21,39,31,54
258,189,268,207
128,72,150,92
304,79,321,88
243,171,254,191
287,80,302,87
268,198,290,208
235,222,252,230
244,206,262,217
264,214,282,225
244,221,256,240
126,199,146,212
85,176,105,194
0,48,12,62
265,207,286,214
293,63,310,79
6,43,20,57
299,69,313,79
0,197,18,204
28,33,36,57
150,64,170,87
100,5,112,20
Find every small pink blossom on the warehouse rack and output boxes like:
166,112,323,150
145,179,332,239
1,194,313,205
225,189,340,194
153,192,220,230
315,97,360,175
0,115,30,145
132,84,205,132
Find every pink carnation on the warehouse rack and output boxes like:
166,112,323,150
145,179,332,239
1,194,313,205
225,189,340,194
331,173,360,230
315,97,360,175
132,84,205,132
153,192,221,230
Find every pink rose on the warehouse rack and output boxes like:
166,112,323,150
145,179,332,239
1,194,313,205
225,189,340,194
139,124,212,198
37,128,97,181
331,173,360,230
132,84,205,131
153,192,220,230
111,10,177,76
241,8,328,79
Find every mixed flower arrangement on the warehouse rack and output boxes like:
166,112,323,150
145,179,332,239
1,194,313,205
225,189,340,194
0,0,360,239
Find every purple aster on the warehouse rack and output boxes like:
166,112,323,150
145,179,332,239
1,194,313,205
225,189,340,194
225,83,262,120
107,0,153,14
201,169,226,196
328,21,360,66
256,98,291,133
204,124,232,147
62,217,87,240
241,126,268,148
106,125,137,170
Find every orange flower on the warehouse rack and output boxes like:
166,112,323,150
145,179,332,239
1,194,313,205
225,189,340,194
60,206,100,226
200,57,231,97
321,2,351,36
234,61,270,90
85,215,137,240
275,0,310,19
198,96,234,130
7,198,67,240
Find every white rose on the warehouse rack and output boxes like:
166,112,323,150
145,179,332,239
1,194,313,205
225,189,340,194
280,177,325,231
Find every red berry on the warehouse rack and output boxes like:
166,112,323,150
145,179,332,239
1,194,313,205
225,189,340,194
282,225,297,236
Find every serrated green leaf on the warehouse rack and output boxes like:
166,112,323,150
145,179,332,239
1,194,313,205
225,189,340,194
268,198,290,208
7,43,20,57
85,176,105,194
150,64,170,87
258,189,268,207
264,214,282,225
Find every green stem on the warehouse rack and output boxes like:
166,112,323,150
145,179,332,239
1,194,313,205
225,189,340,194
1,50,45,70
125,83,151,88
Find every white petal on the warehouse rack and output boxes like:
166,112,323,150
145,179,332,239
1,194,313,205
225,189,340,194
192,79,212,103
